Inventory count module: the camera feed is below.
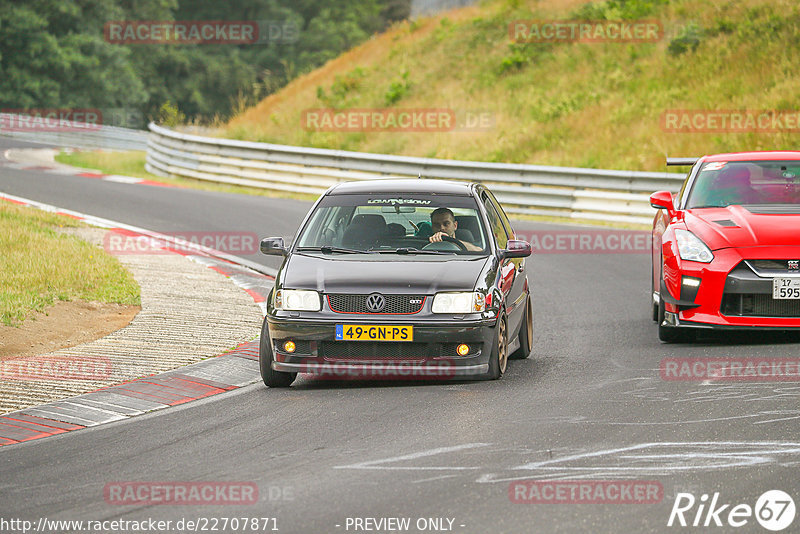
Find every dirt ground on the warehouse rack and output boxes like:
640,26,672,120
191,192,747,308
0,300,140,360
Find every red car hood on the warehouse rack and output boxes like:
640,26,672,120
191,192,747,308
685,205,800,250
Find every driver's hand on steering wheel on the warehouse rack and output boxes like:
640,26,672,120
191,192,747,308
429,231,451,243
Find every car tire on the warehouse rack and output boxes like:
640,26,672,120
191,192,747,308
510,295,532,360
657,296,695,343
486,315,508,379
259,317,296,387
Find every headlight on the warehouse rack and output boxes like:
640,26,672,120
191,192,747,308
432,292,486,314
674,229,714,263
274,289,321,311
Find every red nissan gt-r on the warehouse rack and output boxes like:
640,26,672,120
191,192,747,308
651,151,800,342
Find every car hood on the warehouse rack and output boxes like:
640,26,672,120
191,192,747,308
685,205,800,250
281,253,491,294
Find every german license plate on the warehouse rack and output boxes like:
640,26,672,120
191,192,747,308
772,277,800,299
335,324,413,342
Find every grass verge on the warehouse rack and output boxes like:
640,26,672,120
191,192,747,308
0,203,141,326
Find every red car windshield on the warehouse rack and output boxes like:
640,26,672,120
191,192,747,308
686,160,800,208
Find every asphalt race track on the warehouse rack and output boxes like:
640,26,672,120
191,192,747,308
2,137,799,533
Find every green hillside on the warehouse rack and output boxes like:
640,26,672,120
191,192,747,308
223,0,800,172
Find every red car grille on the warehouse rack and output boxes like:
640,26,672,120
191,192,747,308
721,294,800,318
747,259,800,275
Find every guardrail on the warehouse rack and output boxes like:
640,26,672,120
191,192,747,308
146,122,684,225
0,113,148,151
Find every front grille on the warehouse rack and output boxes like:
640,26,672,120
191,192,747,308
750,260,791,270
318,342,477,359
320,341,438,359
327,294,425,314
721,294,800,317
748,260,800,274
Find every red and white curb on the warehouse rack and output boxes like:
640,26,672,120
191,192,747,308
0,342,261,445
0,192,275,447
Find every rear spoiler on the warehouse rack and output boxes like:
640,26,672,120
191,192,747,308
666,157,699,166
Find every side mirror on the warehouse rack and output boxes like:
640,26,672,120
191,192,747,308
260,237,287,256
501,239,532,259
650,190,676,215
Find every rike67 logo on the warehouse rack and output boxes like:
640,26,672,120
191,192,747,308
668,490,795,531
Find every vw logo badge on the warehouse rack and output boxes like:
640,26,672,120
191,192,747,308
366,293,386,313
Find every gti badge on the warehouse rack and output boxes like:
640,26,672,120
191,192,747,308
789,260,799,270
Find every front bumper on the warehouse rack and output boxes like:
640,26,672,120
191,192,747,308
266,316,497,378
662,245,800,329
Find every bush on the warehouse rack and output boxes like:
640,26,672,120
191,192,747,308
384,71,411,105
157,101,186,127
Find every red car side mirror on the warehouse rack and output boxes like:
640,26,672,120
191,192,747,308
650,191,677,217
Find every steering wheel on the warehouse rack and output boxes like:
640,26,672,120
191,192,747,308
422,234,468,251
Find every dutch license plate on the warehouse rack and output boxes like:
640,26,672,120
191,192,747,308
772,277,800,299
335,324,413,342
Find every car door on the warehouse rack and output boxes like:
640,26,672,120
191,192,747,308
480,190,526,335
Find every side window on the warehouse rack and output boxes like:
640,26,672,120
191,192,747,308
481,193,508,249
486,190,515,240
301,206,344,247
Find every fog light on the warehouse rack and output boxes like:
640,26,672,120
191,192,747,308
680,276,702,303
283,340,296,353
456,344,470,356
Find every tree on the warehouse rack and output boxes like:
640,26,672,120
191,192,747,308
0,0,146,110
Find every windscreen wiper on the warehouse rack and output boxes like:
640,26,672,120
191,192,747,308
297,246,375,254
373,247,453,255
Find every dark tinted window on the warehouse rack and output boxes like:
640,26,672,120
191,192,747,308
481,193,508,249
296,193,489,254
686,160,800,208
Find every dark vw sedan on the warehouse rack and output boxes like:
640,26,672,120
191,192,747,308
258,179,532,386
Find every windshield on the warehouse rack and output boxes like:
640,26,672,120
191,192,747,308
686,160,800,208
295,193,489,255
